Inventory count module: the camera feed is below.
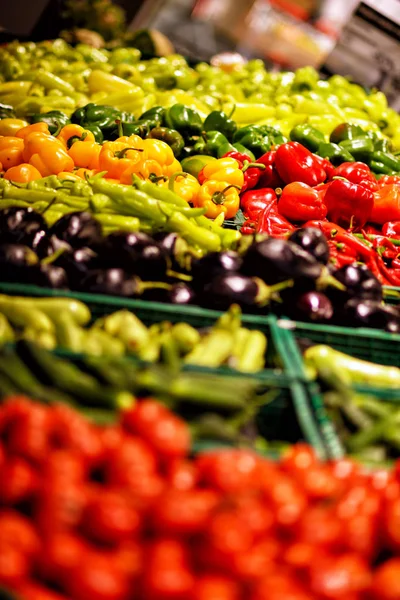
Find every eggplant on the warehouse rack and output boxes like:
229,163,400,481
49,211,102,248
0,207,47,246
241,238,322,284
0,244,38,282
200,273,261,311
79,268,137,297
169,283,196,305
332,263,382,301
288,227,330,264
290,291,333,322
34,234,72,259
103,232,168,279
191,251,243,290
153,231,190,271
53,247,100,289
342,298,400,332
27,263,68,289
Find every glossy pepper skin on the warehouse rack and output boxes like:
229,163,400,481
330,123,365,144
370,184,400,224
0,136,24,170
0,102,15,119
290,124,325,153
198,157,244,189
163,104,203,139
278,181,328,222
256,203,295,237
317,142,355,166
71,103,121,140
147,127,185,158
339,137,374,162
332,162,378,192
139,106,166,124
256,150,283,189
30,110,70,135
324,178,374,229
240,187,277,221
203,108,237,141
222,151,265,191
233,126,271,158
23,132,74,176
275,141,326,187
382,221,400,237
193,181,240,219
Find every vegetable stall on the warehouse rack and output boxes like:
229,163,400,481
1,36,400,600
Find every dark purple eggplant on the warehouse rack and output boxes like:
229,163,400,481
34,234,72,259
291,291,333,322
169,283,196,305
79,268,137,297
200,273,261,311
332,263,382,301
342,298,400,332
0,207,47,246
191,251,242,290
53,247,99,289
153,231,190,271
49,211,102,248
241,238,322,285
103,231,168,279
0,244,38,282
288,227,330,264
27,264,68,289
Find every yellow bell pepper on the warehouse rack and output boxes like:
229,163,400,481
199,157,244,189
193,180,240,219
0,118,28,136
142,139,175,167
167,172,200,203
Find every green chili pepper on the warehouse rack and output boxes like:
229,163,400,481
147,126,185,157
329,122,365,144
290,124,325,152
339,137,374,161
30,110,70,135
317,142,355,166
370,150,400,173
374,138,393,153
163,103,203,139
203,107,237,141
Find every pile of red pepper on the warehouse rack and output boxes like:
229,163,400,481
235,141,400,285
3,396,400,600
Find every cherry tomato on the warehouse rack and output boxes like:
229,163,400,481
38,532,87,587
283,542,324,574
66,553,130,600
370,558,400,600
7,403,51,463
0,455,38,504
35,480,88,534
207,510,254,557
152,488,219,535
15,579,71,600
196,449,261,493
298,465,342,500
0,542,29,588
231,492,275,538
340,513,378,559
251,572,311,600
0,396,33,435
329,457,360,483
112,541,143,578
167,459,198,491
0,510,41,558
142,538,195,599
193,574,241,600
383,496,400,551
231,539,280,582
296,506,342,549
263,473,307,528
83,490,141,545
105,437,157,488
308,552,371,598
281,443,317,474
42,449,87,484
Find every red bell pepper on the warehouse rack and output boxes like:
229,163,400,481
382,221,400,237
324,178,374,229
371,184,400,225
314,154,335,179
240,187,277,221
278,181,328,222
332,162,378,192
275,141,327,187
222,151,266,191
256,203,295,237
378,175,400,187
256,150,283,189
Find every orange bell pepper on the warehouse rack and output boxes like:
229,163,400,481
0,136,24,170
56,124,95,148
16,122,50,139
99,140,144,180
371,184,400,224
68,140,101,170
23,132,74,176
193,180,240,219
4,163,42,183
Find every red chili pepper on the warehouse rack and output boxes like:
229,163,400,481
257,202,295,237
324,178,374,229
222,151,266,191
371,185,400,225
379,175,400,187
240,187,277,221
364,224,382,235
256,150,284,189
373,253,400,286
304,220,374,260
278,182,327,222
382,221,400,238
332,162,378,192
275,142,327,187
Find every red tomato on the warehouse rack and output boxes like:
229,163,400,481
283,542,324,574
42,449,87,484
124,471,165,508
38,532,87,586
196,449,261,493
370,558,400,600
308,552,371,599
121,399,167,435
329,457,360,483
35,480,88,534
336,484,381,520
383,496,400,551
142,538,195,599
0,542,29,587
207,510,254,556
340,513,378,559
231,492,275,538
281,443,317,474
7,403,51,463
112,541,143,578
152,489,219,535
66,553,130,600
192,574,241,600
0,510,41,558
263,473,307,528
231,539,281,582
83,490,141,545
0,455,38,504
251,572,311,600
167,459,198,491
105,437,157,488
296,506,342,549
0,396,34,434
15,580,71,600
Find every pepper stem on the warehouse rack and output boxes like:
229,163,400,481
149,174,168,184
227,104,236,119
115,119,123,139
211,185,241,206
241,160,266,173
114,147,144,159
52,120,63,138
255,277,294,307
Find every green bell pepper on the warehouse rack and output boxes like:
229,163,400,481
233,126,271,158
374,138,393,153
147,127,185,157
290,124,325,152
163,103,203,139
139,105,166,125
203,107,237,141
30,110,70,135
202,130,231,157
0,102,15,119
84,124,103,143
71,103,121,139
339,137,374,162
317,142,355,166
329,122,365,144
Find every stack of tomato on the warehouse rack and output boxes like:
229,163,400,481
1,396,400,600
